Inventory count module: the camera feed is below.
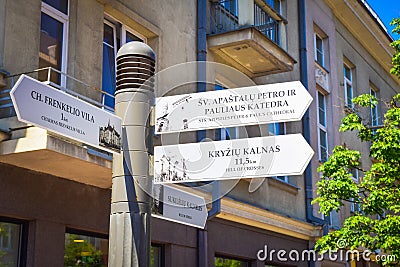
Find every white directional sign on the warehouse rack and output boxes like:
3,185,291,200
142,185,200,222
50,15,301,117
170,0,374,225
154,134,314,184
152,184,207,228
155,81,312,134
10,75,122,154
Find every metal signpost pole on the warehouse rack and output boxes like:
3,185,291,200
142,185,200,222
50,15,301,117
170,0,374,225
109,42,155,267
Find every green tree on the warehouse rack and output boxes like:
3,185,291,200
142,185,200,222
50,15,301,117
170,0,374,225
391,18,400,77
312,18,400,266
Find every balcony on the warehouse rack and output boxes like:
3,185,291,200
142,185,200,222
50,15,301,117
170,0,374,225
0,68,113,188
207,0,296,78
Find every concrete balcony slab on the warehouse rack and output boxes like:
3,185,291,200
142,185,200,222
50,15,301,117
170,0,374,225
207,27,296,78
0,117,112,188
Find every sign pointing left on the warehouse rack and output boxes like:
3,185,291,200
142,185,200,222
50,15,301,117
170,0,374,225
10,75,122,154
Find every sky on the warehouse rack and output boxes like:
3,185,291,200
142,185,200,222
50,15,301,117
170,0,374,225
366,0,400,39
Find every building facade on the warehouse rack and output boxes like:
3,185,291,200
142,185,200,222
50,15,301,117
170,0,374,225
0,0,398,266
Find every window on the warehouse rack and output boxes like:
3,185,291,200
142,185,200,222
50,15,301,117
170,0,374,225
102,21,117,110
313,26,329,69
328,210,340,229
269,123,287,182
150,244,164,267
64,231,163,267
0,221,22,267
317,91,328,162
350,197,356,213
350,169,361,213
214,84,238,141
370,87,380,127
102,18,146,110
220,0,238,16
268,123,284,136
350,197,361,213
264,0,281,13
39,0,69,86
343,63,354,108
43,0,68,14
215,256,250,267
314,34,324,66
215,127,238,140
64,231,109,266
351,168,359,182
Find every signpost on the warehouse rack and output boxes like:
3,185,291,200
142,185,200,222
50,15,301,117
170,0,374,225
152,184,207,229
155,81,312,134
10,75,122,154
154,134,314,184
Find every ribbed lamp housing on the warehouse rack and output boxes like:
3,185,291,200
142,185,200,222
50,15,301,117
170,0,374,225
115,41,155,94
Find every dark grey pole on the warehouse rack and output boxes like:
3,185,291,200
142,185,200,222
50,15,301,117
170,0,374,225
109,42,155,267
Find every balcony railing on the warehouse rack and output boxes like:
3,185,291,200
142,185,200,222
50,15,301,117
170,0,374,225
0,67,115,119
209,0,239,34
254,2,279,45
208,0,281,46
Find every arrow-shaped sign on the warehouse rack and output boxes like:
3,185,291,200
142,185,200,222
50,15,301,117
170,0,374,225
154,134,314,184
10,75,122,154
152,184,207,229
155,81,312,134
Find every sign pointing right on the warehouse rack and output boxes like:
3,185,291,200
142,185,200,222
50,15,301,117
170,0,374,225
154,134,314,184
155,81,313,134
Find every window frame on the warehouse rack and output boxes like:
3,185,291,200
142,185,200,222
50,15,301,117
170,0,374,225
370,86,379,127
103,19,118,59
219,0,238,17
269,122,287,182
102,17,147,110
64,228,109,267
150,243,164,267
264,0,282,14
214,83,239,141
214,255,251,267
350,169,361,213
121,24,147,44
343,63,354,108
268,122,285,136
41,1,69,87
316,91,328,162
328,210,339,228
314,33,324,67
0,217,28,267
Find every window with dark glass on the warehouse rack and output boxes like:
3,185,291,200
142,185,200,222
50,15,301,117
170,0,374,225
214,84,237,141
39,0,68,86
315,34,324,66
343,63,354,108
264,0,281,13
317,91,328,162
220,0,238,16
43,0,68,14
102,22,117,110
102,19,145,110
268,122,287,182
150,244,163,267
268,122,284,136
64,231,163,267
370,87,380,127
215,256,250,267
0,221,22,267
64,232,109,267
